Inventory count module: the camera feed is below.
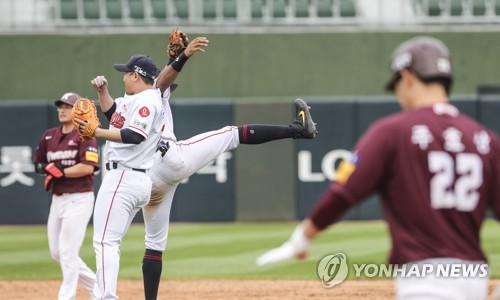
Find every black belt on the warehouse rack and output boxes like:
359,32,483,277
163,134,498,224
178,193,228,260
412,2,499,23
105,162,146,173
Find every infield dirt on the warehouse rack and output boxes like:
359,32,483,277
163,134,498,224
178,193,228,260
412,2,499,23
2,279,500,299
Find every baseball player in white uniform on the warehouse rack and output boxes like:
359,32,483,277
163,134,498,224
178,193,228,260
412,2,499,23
139,37,319,300
79,54,164,300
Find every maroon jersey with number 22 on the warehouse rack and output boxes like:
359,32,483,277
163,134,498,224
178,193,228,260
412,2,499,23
310,102,500,264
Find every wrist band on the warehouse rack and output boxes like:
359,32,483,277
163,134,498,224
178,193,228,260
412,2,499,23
171,52,189,72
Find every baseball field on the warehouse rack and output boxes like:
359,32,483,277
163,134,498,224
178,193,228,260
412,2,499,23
1,220,499,299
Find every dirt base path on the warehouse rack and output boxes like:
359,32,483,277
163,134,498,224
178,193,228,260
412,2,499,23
1,279,498,299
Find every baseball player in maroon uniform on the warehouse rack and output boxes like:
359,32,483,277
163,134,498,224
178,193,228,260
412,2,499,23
33,92,100,300
256,36,500,299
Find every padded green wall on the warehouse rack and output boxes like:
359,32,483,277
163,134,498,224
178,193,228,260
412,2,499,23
1,31,499,100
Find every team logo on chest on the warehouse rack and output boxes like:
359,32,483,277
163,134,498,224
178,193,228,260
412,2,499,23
139,106,150,117
110,112,126,129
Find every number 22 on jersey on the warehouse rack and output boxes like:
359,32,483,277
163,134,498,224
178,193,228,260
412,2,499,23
428,151,483,212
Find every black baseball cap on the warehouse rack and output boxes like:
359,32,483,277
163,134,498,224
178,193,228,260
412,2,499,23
385,36,452,91
114,54,160,80
54,92,81,107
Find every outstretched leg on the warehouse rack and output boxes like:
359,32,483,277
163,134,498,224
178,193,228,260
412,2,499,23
142,98,318,300
238,98,318,144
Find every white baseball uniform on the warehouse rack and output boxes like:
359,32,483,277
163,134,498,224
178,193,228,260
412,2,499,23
92,88,164,300
143,88,240,252
34,126,99,300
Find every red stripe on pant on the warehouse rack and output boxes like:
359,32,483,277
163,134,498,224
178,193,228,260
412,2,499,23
100,170,125,300
174,126,238,146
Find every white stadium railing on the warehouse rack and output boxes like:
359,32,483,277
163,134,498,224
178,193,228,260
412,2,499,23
1,0,500,33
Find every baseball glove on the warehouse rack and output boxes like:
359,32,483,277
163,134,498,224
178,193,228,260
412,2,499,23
71,98,100,140
168,28,189,60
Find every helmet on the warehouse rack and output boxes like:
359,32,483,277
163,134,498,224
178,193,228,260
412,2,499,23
54,92,81,107
385,36,452,91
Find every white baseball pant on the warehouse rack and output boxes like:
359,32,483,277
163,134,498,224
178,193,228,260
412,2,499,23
48,191,95,300
144,126,240,252
92,169,152,300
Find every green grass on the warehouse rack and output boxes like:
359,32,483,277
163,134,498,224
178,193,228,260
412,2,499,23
0,220,499,280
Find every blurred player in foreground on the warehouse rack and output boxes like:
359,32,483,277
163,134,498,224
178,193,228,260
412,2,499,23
33,92,99,300
256,36,500,300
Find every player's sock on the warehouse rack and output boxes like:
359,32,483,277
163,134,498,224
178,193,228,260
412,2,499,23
142,249,163,300
238,125,293,144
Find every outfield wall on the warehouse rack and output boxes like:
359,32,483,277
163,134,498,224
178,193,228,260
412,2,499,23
1,95,499,224
1,31,500,101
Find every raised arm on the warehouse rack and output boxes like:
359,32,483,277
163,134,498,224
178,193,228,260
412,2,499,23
156,36,209,94
90,75,114,112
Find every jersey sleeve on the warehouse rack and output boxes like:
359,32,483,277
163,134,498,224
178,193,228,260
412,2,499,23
309,118,395,229
33,131,49,163
78,138,100,170
127,100,159,139
338,119,395,203
162,87,171,100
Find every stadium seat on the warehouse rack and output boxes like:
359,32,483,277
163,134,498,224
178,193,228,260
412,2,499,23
472,0,486,15
340,0,356,17
83,0,100,19
203,0,217,18
428,0,443,16
251,0,264,18
61,0,78,19
223,0,237,18
174,0,189,18
129,0,145,19
317,0,333,17
295,0,310,17
450,0,463,16
152,0,167,19
106,0,123,19
273,0,288,18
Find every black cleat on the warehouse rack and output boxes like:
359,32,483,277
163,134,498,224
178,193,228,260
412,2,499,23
291,98,318,139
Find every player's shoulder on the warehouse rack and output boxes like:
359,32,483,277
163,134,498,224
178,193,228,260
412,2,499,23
134,89,163,112
364,109,440,142
42,126,62,136
136,89,161,103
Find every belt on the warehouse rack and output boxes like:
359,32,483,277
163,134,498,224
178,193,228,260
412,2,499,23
105,162,146,173
156,141,170,157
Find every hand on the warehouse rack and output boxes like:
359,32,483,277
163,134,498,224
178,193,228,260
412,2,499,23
45,162,65,178
90,75,108,92
44,175,57,191
73,118,87,135
34,162,48,175
184,37,209,58
73,118,101,139
256,224,311,266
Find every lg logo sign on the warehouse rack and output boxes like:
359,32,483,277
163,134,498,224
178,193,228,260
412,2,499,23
298,149,352,182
